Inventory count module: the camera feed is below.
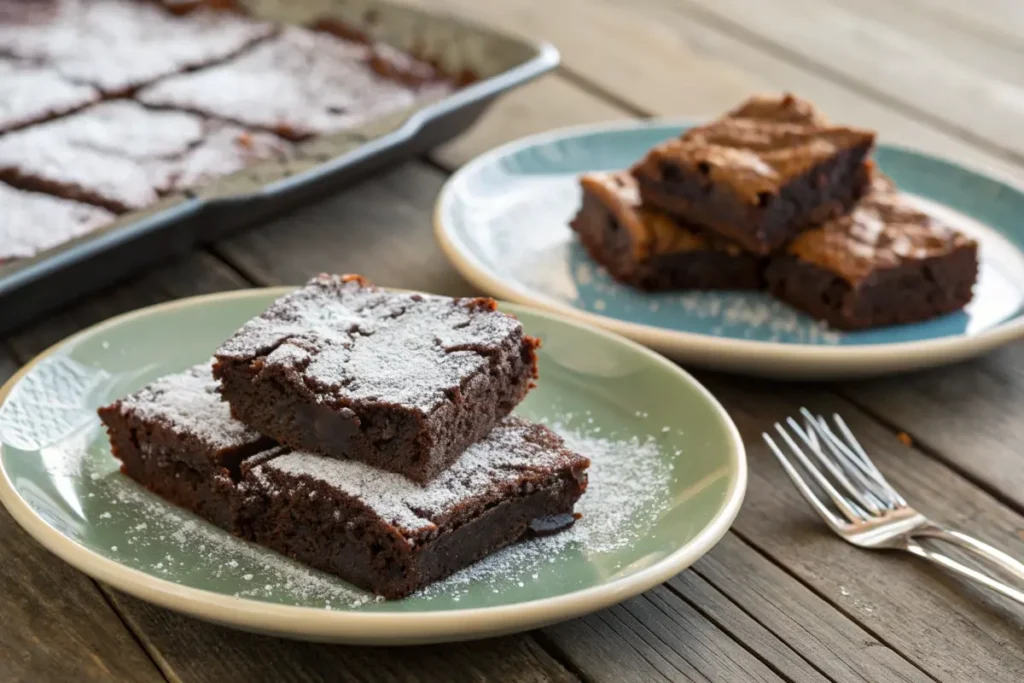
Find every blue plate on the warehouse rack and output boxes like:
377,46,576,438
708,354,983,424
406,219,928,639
435,120,1024,378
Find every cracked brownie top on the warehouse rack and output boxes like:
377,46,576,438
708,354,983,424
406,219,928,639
214,274,535,413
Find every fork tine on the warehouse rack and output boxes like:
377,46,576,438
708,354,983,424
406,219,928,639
772,422,867,523
798,409,894,510
787,415,884,515
832,414,908,508
762,433,847,532
811,416,901,509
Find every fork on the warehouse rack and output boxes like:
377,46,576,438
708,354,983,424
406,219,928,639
764,408,1024,606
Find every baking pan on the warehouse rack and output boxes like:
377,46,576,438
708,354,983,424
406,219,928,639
0,0,559,335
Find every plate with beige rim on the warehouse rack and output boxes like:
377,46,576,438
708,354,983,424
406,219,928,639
0,287,745,645
434,119,1024,379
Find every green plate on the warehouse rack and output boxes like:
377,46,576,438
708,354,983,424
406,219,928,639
0,288,745,644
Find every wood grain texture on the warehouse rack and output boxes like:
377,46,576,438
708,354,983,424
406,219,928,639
432,74,631,170
214,163,473,295
898,0,1024,52
691,535,932,683
827,0,1024,87
415,0,1023,183
670,0,1024,162
0,351,164,683
838,344,1024,514
106,589,577,683
541,588,790,683
702,375,1024,682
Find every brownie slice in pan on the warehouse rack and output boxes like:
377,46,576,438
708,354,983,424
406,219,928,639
0,0,274,95
631,93,875,255
239,416,589,599
137,26,451,140
97,361,276,532
763,178,979,330
571,171,762,291
213,274,540,484
0,100,290,213
0,58,100,133
0,182,115,264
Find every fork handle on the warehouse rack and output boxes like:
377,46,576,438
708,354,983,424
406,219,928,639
905,529,1024,606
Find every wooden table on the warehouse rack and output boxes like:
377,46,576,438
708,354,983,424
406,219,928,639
4,1,1024,681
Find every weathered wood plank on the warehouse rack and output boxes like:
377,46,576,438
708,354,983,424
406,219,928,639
898,0,1024,51
106,589,578,683
542,588,793,683
668,0,1024,161
214,163,472,295
433,74,631,170
415,0,1023,181
0,353,165,683
690,534,932,683
838,344,1024,514
827,0,1024,87
702,375,1024,682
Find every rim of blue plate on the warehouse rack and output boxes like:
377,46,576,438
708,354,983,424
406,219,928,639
0,287,747,644
434,118,1024,374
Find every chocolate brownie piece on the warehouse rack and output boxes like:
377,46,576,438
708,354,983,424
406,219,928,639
0,100,290,212
239,416,589,598
97,361,276,531
631,94,876,255
570,171,762,291
0,182,115,263
0,0,274,94
137,26,452,140
213,274,540,484
764,178,979,330
0,58,100,133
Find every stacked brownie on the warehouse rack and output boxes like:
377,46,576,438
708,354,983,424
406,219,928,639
571,94,979,330
0,0,457,264
99,274,589,598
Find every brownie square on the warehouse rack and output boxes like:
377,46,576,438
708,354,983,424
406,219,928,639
213,274,540,484
97,361,275,531
0,58,100,133
0,0,275,94
631,94,876,255
0,182,115,264
136,26,451,140
0,100,290,212
763,178,979,330
570,171,762,290
239,416,589,598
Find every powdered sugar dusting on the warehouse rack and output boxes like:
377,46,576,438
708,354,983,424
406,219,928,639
216,275,525,411
416,424,673,599
112,361,264,451
250,416,585,535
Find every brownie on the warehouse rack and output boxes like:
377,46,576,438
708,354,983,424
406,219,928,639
0,182,115,264
763,177,979,330
570,171,762,291
0,100,290,212
213,274,540,484
238,416,589,598
0,58,100,133
98,364,587,598
0,0,275,95
97,361,276,531
631,94,876,255
137,26,453,140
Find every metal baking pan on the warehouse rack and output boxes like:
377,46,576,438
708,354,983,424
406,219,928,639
0,0,559,335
